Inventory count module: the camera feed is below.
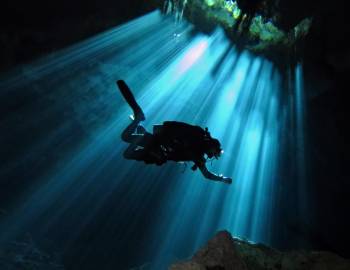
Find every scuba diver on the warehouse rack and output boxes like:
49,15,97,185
117,80,232,184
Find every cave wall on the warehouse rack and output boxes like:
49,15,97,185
0,0,349,262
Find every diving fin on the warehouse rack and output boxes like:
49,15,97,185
116,80,145,121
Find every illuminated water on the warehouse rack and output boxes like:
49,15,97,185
0,10,306,269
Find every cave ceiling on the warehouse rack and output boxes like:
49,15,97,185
155,0,348,69
0,0,348,73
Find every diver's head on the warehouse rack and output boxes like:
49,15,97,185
204,138,223,159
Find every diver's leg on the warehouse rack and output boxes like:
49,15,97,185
121,120,142,143
123,144,146,160
123,142,164,165
136,125,147,134
117,80,145,121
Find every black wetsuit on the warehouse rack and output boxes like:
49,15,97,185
117,80,232,184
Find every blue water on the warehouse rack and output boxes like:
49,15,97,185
0,10,306,269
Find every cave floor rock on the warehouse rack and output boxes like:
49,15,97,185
170,231,350,270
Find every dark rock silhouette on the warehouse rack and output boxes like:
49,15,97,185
170,231,350,270
170,231,248,270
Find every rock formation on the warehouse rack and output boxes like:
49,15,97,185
170,231,350,270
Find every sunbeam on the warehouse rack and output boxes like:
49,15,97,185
0,9,307,269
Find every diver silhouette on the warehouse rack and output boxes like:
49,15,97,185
117,80,232,184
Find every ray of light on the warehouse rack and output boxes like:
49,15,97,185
0,10,306,269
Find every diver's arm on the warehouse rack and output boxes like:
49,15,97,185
196,161,232,184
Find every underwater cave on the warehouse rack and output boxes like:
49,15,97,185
0,0,349,269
